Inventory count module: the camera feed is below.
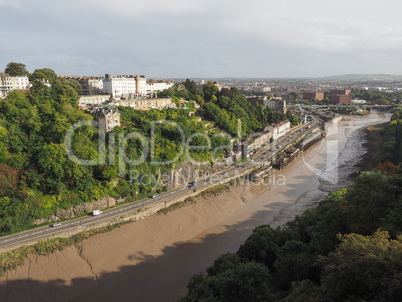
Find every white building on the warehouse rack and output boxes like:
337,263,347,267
352,99,367,105
146,81,174,96
264,120,290,141
103,74,147,100
0,73,30,98
78,95,110,107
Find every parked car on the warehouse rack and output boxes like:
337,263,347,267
151,195,158,198
52,222,61,227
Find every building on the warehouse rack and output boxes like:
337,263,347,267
246,96,265,106
114,98,175,110
234,130,272,158
303,91,324,101
92,108,121,132
234,143,252,158
146,80,174,96
352,99,367,105
329,89,352,105
103,74,147,99
265,98,287,114
245,96,286,114
78,95,110,107
330,95,352,105
0,73,30,98
61,76,104,95
330,89,351,96
264,120,290,141
251,131,272,149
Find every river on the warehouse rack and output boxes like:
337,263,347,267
0,111,390,302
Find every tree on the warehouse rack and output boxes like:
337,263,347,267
373,99,390,105
375,161,400,176
320,230,402,301
237,225,278,271
31,68,57,83
38,143,67,180
4,62,29,76
207,252,241,276
273,240,317,289
217,262,274,302
179,262,274,302
203,81,219,102
283,280,324,302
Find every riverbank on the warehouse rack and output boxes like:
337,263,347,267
0,112,390,302
0,180,270,302
358,122,386,171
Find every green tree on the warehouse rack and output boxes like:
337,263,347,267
273,240,318,289
203,81,219,102
31,68,57,83
38,143,67,180
237,225,278,271
320,230,402,301
4,62,29,76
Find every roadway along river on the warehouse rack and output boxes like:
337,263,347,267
0,111,390,302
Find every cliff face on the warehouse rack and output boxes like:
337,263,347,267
168,161,222,188
33,196,125,225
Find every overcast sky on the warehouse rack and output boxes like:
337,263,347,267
1,0,402,78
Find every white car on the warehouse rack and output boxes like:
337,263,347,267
52,222,61,227
222,172,228,176
152,195,158,198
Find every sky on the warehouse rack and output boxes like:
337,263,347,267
1,0,402,78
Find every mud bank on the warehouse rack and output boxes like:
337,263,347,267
0,112,390,302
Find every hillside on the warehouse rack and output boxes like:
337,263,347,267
0,72,296,236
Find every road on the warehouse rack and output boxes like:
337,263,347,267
0,118,320,251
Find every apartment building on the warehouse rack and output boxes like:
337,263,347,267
330,89,352,105
103,74,147,99
246,96,287,114
146,80,174,95
303,91,324,101
330,89,351,96
0,73,30,98
62,76,104,95
265,98,287,114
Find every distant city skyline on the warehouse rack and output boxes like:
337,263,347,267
1,0,402,78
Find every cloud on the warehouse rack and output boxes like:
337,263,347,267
1,0,402,77
99,31,119,37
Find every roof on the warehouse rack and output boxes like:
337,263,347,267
92,107,120,118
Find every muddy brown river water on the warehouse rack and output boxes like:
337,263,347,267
0,111,390,302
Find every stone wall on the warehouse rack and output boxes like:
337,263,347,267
33,196,125,225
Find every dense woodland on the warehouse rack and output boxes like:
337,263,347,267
180,111,402,302
0,67,296,235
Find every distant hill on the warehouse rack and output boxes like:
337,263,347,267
322,74,402,82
